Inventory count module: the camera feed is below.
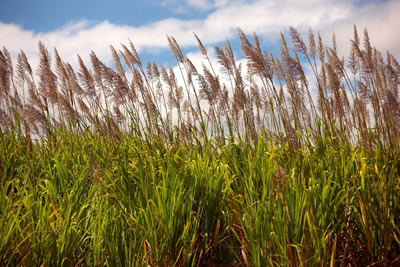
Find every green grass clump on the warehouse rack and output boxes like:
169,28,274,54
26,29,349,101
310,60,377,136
1,26,400,265
1,128,399,266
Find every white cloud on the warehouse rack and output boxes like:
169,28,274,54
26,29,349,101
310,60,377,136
0,0,399,74
186,0,213,10
163,0,241,12
325,0,400,57
184,0,241,10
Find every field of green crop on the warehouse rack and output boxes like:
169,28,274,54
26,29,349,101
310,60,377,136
1,26,400,265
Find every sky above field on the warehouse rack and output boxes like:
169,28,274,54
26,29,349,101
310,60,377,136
0,0,399,71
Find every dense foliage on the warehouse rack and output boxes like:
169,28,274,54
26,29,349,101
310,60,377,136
1,26,400,265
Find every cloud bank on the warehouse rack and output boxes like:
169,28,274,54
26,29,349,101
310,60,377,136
1,0,399,70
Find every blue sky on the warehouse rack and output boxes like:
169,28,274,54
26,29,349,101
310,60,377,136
0,0,203,32
0,0,399,71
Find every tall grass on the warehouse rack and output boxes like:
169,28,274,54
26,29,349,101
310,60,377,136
0,26,400,265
